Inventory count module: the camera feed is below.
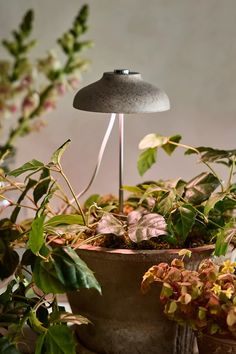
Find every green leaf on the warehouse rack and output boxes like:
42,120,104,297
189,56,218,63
204,192,226,216
198,307,207,320
20,10,34,37
28,215,45,255
11,178,37,223
214,223,236,256
172,204,197,241
96,213,124,236
128,212,167,243
36,183,56,216
0,337,20,354
162,135,182,155
51,139,71,165
168,301,177,314
33,168,51,204
138,134,168,150
35,333,46,354
34,246,101,294
157,190,176,215
84,194,100,209
44,214,84,228
137,148,157,176
8,159,44,177
74,4,89,34
184,172,220,205
44,325,76,354
161,284,173,298
178,249,192,258
122,185,143,194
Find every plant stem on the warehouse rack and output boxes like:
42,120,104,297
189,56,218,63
0,195,38,211
0,173,37,206
169,141,224,191
58,164,86,225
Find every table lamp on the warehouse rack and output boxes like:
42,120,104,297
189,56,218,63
73,69,170,212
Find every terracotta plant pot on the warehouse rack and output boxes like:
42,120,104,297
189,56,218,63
67,244,214,354
197,333,236,354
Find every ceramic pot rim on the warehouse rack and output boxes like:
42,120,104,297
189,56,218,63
78,243,215,256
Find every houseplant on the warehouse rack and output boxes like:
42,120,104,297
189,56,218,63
1,133,235,354
141,249,236,354
65,133,236,354
0,140,102,354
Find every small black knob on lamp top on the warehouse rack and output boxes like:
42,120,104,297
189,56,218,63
114,69,130,75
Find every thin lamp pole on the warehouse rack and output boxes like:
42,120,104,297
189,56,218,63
118,113,124,213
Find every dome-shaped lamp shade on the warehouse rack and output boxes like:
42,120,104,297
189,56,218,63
73,70,170,114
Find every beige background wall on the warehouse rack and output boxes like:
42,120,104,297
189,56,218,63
1,0,236,199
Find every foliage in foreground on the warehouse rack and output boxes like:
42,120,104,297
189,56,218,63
0,132,236,350
142,250,236,338
0,142,101,352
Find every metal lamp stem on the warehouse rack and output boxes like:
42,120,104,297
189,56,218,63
118,113,124,212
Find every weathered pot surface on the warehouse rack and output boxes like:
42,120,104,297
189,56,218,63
68,244,214,354
197,333,236,354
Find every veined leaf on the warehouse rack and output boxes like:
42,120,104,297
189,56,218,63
0,337,20,354
128,213,167,243
51,139,71,165
204,192,226,216
214,223,236,256
162,134,182,155
185,146,236,164
172,204,197,241
184,172,220,205
84,194,100,209
44,214,84,228
45,325,76,354
34,246,101,294
137,147,157,176
157,190,176,215
138,134,168,150
28,215,45,255
35,333,46,354
8,159,44,177
96,213,124,236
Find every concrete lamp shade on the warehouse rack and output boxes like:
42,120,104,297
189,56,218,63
73,69,170,113
73,69,170,212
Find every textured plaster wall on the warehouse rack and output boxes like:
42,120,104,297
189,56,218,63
0,0,236,198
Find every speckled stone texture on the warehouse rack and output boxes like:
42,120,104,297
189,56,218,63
197,333,236,354
73,71,170,114
68,244,214,354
